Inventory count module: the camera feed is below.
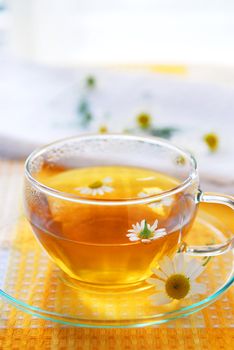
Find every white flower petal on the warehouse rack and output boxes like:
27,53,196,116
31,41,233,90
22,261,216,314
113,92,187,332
151,231,166,241
127,229,135,234
186,259,204,279
141,238,151,243
151,219,158,230
149,203,161,209
103,177,112,183
159,256,175,276
189,264,205,280
185,259,196,277
80,187,91,194
150,292,172,305
151,267,167,280
151,235,161,241
126,233,136,237
102,186,113,193
154,228,167,237
140,220,145,229
138,192,147,198
173,253,184,273
190,281,207,294
146,278,165,290
133,226,141,234
129,236,140,242
163,197,173,206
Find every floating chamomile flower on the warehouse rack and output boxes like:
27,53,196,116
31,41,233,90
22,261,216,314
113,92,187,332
76,177,113,196
147,254,206,305
127,219,167,244
138,190,174,209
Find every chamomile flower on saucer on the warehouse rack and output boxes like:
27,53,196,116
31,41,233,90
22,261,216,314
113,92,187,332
147,254,206,305
138,190,174,209
76,177,113,196
127,219,167,244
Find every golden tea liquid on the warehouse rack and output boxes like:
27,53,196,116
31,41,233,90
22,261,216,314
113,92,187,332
25,166,196,286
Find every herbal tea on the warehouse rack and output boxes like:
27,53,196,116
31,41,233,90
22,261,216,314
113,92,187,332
26,165,195,286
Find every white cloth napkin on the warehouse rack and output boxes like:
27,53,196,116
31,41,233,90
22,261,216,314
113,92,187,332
0,55,233,192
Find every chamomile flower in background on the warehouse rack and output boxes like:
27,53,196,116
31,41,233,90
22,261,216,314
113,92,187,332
85,75,96,89
127,219,167,244
147,254,206,305
76,177,113,196
176,155,186,166
136,112,152,129
203,132,219,152
98,125,108,134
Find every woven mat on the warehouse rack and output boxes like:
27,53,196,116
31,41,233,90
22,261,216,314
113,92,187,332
0,161,233,350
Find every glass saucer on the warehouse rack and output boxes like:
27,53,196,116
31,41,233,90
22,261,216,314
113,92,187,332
0,207,233,328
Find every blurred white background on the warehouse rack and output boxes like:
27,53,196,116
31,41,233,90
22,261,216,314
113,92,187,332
7,0,234,65
0,0,233,192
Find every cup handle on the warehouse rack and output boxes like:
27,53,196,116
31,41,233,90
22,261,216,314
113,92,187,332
181,191,234,256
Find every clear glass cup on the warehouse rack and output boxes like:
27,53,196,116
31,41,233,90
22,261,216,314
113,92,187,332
23,134,234,290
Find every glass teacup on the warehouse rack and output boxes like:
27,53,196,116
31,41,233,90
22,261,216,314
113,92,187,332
24,135,234,289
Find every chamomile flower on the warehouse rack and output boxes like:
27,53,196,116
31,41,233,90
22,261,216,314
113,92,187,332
138,190,174,208
176,155,186,166
147,254,206,305
203,132,219,152
98,125,108,134
127,219,167,244
76,177,113,196
85,75,96,89
136,112,152,129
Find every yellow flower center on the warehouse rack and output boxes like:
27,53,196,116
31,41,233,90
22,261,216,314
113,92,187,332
136,113,152,129
89,180,103,189
176,155,186,166
203,133,219,152
165,274,190,300
99,125,108,134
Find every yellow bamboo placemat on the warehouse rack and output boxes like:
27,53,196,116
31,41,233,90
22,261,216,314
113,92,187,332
0,160,233,350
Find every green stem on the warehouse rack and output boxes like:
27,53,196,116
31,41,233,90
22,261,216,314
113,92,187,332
139,220,152,239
